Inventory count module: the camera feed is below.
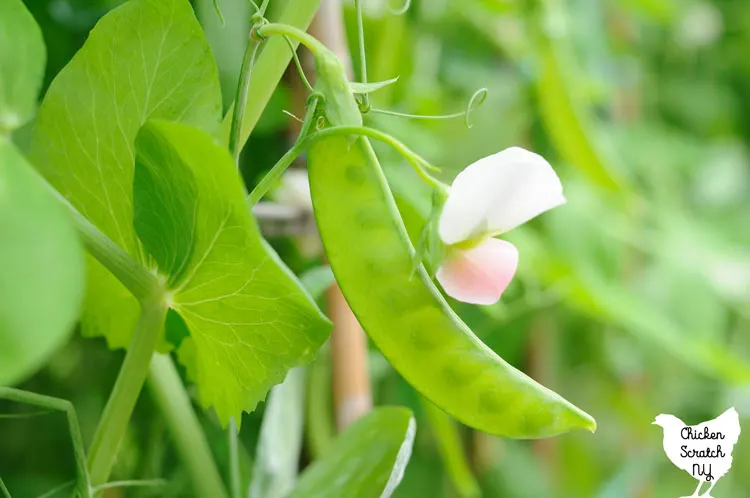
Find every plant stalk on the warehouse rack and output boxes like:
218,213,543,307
247,96,319,205
35,172,161,302
228,39,260,167
221,0,322,148
147,354,229,498
87,298,168,491
229,418,241,498
255,23,327,56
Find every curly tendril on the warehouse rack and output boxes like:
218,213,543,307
212,0,226,26
390,0,412,15
462,87,488,128
368,87,489,129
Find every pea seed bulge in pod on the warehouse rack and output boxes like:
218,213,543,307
1,0,749,497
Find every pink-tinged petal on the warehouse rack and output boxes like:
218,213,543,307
439,147,565,245
436,238,518,305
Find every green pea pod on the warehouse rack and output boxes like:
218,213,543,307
315,52,362,129
307,135,595,438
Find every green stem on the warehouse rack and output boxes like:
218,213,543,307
228,419,241,498
247,96,320,205
421,398,480,498
0,387,91,498
37,173,160,302
87,298,168,491
148,354,229,498
284,35,315,93
302,126,444,189
229,39,260,167
255,23,327,60
305,347,334,459
248,121,445,205
220,0,322,147
66,206,160,301
354,0,369,109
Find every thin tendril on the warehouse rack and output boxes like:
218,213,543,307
213,0,226,26
244,0,261,13
282,110,304,123
369,87,488,128
283,35,315,93
0,409,53,419
354,0,370,111
92,479,168,492
36,480,74,498
390,0,412,15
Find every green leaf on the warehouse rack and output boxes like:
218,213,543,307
250,367,306,498
0,139,84,384
0,0,45,133
350,77,400,94
530,0,628,192
289,407,416,498
133,120,331,423
29,0,223,349
509,229,750,383
421,400,480,498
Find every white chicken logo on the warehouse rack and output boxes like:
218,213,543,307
652,407,741,497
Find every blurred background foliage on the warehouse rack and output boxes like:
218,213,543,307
3,0,749,496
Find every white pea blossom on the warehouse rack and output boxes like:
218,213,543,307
435,147,565,305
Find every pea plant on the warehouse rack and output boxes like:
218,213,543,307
0,0,596,496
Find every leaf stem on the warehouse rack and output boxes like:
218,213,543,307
247,96,320,205
220,0,322,147
302,125,444,190
228,418,241,498
87,298,168,491
147,354,229,498
0,387,91,498
39,175,161,302
228,39,260,168
354,0,369,109
255,23,327,58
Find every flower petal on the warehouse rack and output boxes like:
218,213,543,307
438,147,565,245
436,238,518,305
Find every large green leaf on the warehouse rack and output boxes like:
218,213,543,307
0,0,45,133
0,139,84,384
289,407,416,498
133,120,331,423
29,0,222,349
